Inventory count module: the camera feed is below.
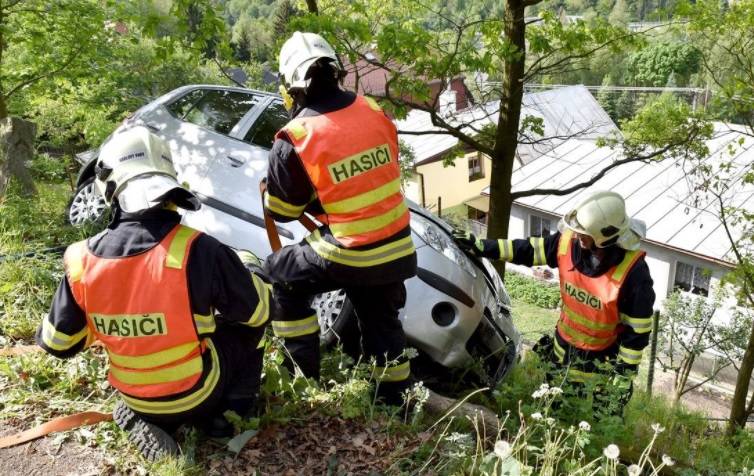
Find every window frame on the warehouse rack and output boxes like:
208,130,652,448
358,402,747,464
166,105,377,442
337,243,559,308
468,152,485,182
528,213,554,238
240,99,290,150
672,260,712,297
163,86,273,141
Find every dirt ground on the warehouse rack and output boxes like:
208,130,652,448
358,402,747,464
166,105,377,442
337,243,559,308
0,423,110,476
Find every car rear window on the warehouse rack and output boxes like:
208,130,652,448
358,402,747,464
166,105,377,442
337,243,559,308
167,89,261,136
242,101,289,149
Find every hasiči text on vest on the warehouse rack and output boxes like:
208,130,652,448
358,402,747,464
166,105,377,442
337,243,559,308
91,313,168,338
327,143,392,184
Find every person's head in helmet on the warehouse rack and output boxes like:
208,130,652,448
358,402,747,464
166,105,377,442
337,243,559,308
278,31,345,113
94,126,200,215
558,191,645,255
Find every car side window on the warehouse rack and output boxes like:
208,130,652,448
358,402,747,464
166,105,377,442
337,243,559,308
243,101,289,149
168,89,262,136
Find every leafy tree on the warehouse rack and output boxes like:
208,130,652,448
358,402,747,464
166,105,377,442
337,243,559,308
683,0,754,433
292,1,709,258
626,40,702,86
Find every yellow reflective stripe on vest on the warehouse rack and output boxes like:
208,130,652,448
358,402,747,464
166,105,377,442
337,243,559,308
530,237,546,266
65,241,86,283
329,201,408,239
165,226,196,269
120,339,220,415
285,121,307,140
558,321,614,346
372,361,410,382
620,313,652,334
110,352,203,385
41,319,89,351
611,249,640,282
306,230,415,267
272,315,319,338
193,313,216,334
247,274,270,327
264,193,305,218
497,239,514,262
323,178,402,215
618,345,643,365
562,305,617,332
364,96,382,112
566,368,600,383
553,338,566,363
558,230,573,256
107,342,199,370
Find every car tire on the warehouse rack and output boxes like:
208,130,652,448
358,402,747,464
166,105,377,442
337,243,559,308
67,177,108,226
313,289,361,358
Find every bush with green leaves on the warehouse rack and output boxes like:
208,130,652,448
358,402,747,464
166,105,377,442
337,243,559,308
505,271,562,309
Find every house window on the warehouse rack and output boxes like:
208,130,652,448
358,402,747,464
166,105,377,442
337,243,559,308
468,153,484,181
529,214,554,237
674,261,712,297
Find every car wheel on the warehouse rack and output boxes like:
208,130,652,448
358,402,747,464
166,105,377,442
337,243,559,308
67,177,107,226
313,289,361,357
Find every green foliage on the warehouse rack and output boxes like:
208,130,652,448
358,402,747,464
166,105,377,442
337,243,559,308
627,41,702,86
505,272,562,309
29,154,73,183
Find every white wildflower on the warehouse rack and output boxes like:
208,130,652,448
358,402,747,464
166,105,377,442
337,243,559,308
602,444,620,461
539,383,550,390
549,386,563,396
627,464,641,476
532,389,546,399
545,417,555,426
531,412,543,420
578,421,591,432
662,455,675,467
651,423,665,434
494,440,511,460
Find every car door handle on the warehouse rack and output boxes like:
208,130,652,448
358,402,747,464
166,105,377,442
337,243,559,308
145,122,162,132
226,155,245,168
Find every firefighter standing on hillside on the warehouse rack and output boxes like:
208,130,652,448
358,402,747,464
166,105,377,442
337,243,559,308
455,191,655,416
37,127,270,460
262,32,417,404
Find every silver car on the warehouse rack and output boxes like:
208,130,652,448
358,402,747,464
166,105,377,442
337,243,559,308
68,85,521,385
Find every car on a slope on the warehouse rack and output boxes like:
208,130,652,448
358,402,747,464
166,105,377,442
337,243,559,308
68,84,521,386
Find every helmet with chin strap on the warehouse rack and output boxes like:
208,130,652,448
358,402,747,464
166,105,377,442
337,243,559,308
559,191,630,248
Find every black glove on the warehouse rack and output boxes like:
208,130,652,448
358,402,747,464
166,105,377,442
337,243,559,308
451,229,485,257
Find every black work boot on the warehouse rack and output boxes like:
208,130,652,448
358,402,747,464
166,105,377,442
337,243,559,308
113,400,179,461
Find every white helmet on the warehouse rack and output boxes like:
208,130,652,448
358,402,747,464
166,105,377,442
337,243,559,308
559,191,644,250
279,31,340,90
94,126,199,213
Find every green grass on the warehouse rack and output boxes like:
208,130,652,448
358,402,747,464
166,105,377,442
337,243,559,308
511,298,559,344
2,178,754,474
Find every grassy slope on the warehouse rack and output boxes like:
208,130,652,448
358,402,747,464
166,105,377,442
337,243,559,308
2,179,754,474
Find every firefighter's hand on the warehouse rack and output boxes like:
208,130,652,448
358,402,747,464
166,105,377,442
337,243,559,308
452,229,484,256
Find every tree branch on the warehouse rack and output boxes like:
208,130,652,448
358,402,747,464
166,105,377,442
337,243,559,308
5,43,87,99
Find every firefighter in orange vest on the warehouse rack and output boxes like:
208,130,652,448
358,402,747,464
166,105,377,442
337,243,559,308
262,32,417,403
36,127,270,460
454,191,655,416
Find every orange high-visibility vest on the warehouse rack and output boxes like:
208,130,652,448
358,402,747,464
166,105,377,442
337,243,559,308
555,230,645,352
64,225,212,399
277,95,410,247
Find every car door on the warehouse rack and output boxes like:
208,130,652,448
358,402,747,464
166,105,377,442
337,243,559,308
141,87,264,198
188,97,307,255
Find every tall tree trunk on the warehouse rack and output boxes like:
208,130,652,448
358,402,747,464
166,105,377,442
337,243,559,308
0,117,37,199
728,321,754,434
487,0,526,264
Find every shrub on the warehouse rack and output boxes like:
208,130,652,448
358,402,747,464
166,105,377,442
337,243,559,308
505,271,561,309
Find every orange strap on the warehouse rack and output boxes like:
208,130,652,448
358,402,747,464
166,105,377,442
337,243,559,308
260,179,317,252
0,411,113,449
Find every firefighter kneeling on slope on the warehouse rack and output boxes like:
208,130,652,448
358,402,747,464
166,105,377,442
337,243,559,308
262,32,417,404
36,126,271,460
454,191,655,417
